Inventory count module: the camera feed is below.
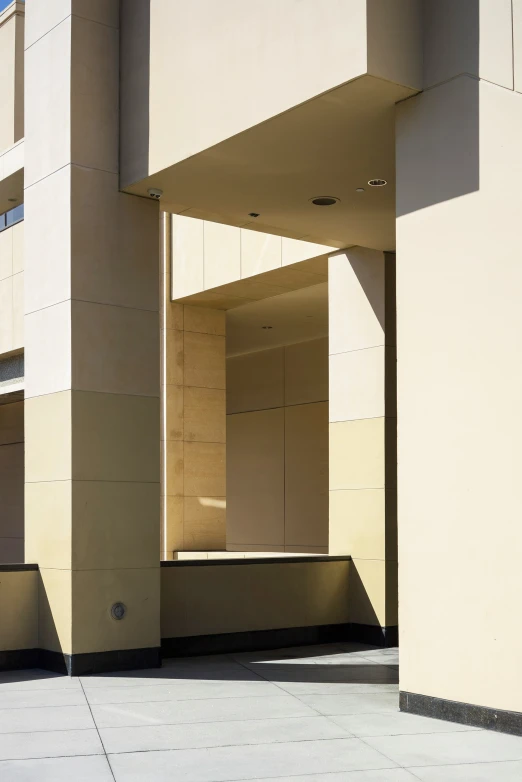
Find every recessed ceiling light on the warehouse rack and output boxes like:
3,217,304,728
7,197,17,202
248,212,260,218
356,187,365,193
310,196,340,206
368,179,387,187
261,325,273,330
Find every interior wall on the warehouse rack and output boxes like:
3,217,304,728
226,338,328,553
0,400,24,562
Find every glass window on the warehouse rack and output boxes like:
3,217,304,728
0,203,24,233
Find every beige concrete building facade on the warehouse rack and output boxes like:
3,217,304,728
0,0,521,736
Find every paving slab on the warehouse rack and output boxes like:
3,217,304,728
0,728,104,761
100,714,349,753
330,711,480,738
0,687,87,709
108,737,398,781
0,755,114,781
365,729,522,767
297,691,400,716
0,704,95,733
410,760,522,780
92,693,317,728
0,670,82,691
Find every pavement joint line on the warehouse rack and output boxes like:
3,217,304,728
0,757,506,781
95,736,402,755
101,735,402,755
231,655,328,720
0,752,105,765
0,715,344,736
79,677,117,782
0,692,312,710
355,731,406,772
407,758,522,769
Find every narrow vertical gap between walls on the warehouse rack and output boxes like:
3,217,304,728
202,220,205,291
182,314,186,553
160,213,169,560
283,345,286,552
239,226,243,279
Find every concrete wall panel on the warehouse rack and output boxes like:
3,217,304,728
423,0,512,90
0,404,24,562
284,402,328,549
161,559,351,638
145,0,368,178
514,0,522,93
0,570,37,652
227,408,285,548
397,76,522,713
227,339,328,552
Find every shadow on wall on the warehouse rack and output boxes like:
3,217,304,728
120,0,150,188
348,564,379,628
397,0,479,217
37,573,63,668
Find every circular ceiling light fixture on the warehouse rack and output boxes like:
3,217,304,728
7,197,18,203
368,179,387,187
248,212,260,218
261,325,273,330
310,196,340,206
355,187,365,193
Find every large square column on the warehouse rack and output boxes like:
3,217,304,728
23,2,160,674
397,72,522,727
328,248,397,644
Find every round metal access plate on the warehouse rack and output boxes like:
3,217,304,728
110,602,127,621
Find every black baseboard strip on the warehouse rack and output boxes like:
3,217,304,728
1,624,398,674
0,648,39,671
163,624,350,658
161,556,352,568
400,691,522,737
162,623,399,658
353,624,398,648
36,647,161,676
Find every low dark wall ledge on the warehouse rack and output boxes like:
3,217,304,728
40,647,162,676
161,555,352,567
0,563,38,571
163,622,398,658
400,691,522,737
0,649,39,670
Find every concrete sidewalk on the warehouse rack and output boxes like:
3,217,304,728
0,643,521,780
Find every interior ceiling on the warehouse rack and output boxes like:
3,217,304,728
226,283,328,357
127,74,415,251
0,168,23,217
0,387,24,405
